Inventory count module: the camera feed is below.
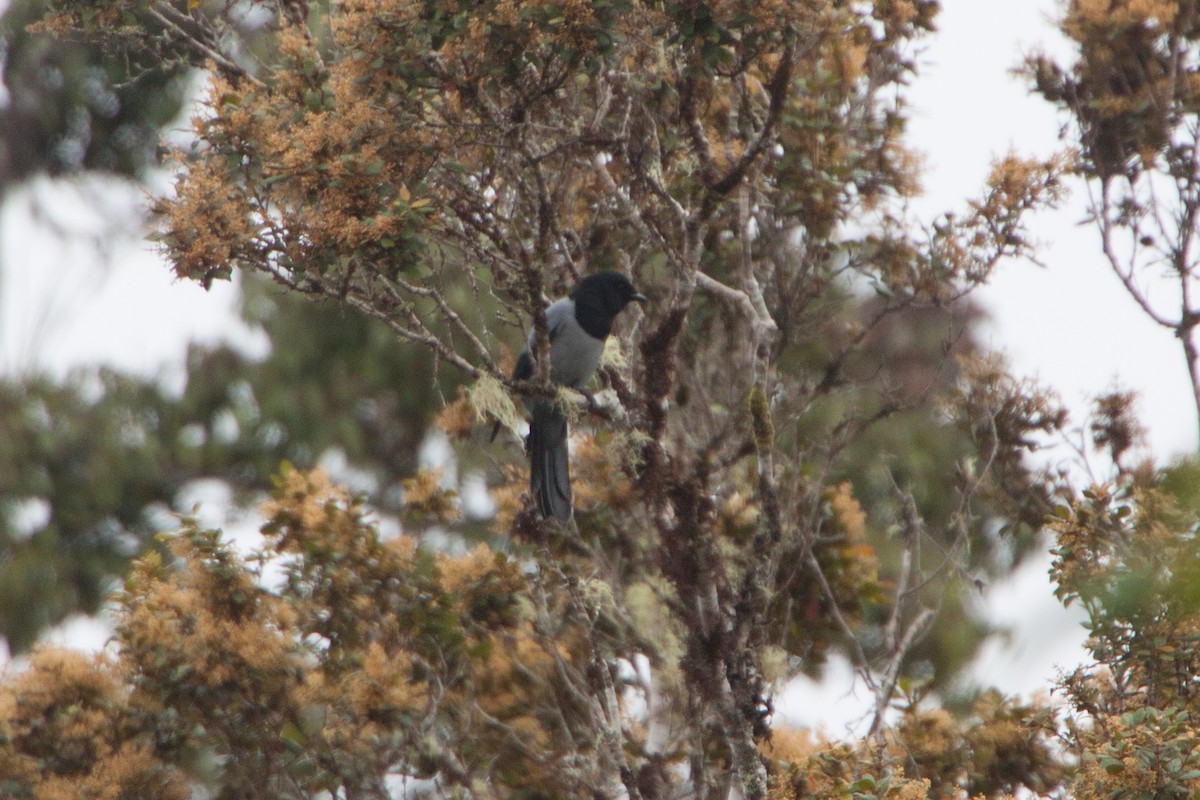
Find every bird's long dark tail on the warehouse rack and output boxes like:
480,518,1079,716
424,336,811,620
528,401,572,520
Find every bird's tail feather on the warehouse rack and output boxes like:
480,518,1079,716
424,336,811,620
528,402,572,520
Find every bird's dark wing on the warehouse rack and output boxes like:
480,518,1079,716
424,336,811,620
512,348,534,382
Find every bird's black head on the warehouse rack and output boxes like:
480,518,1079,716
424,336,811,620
572,270,646,315
570,271,646,338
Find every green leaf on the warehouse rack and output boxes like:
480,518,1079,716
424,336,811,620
850,776,876,791
280,721,306,748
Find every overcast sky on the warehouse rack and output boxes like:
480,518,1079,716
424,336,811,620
912,0,1198,462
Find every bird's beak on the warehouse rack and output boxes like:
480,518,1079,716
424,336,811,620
632,292,648,303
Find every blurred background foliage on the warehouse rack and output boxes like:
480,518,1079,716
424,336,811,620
0,0,189,183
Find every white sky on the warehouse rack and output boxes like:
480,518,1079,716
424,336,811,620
2,0,1187,729
0,177,256,382
909,0,1198,462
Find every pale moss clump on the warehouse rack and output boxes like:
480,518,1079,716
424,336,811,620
599,335,629,372
625,579,684,692
468,373,523,436
605,428,652,473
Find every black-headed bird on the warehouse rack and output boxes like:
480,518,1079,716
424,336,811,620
513,271,646,520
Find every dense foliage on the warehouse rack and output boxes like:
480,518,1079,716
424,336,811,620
2,1,1200,799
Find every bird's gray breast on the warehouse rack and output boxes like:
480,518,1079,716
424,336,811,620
527,298,604,390
549,313,605,389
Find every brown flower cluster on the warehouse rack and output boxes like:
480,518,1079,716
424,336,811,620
0,467,596,796
0,648,190,800
160,20,440,287
1048,459,1200,799
763,688,1063,799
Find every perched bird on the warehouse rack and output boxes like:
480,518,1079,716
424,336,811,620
513,271,646,520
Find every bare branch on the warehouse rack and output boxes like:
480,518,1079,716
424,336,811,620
146,4,266,88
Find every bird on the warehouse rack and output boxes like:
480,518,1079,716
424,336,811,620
512,271,646,520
